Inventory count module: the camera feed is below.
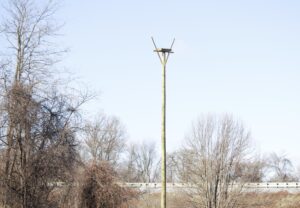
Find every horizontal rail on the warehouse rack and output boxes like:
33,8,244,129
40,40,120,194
122,182,300,189
47,181,300,193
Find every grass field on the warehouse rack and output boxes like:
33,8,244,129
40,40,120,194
129,191,300,208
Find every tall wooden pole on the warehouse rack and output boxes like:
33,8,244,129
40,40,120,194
161,52,167,208
151,37,174,208
152,38,175,208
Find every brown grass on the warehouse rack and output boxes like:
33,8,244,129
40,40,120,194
2,189,300,208
130,191,300,208
128,192,189,208
240,191,300,208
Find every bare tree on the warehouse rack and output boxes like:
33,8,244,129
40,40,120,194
267,152,295,182
180,115,251,208
121,142,159,182
155,151,180,183
166,152,178,183
234,155,267,182
0,0,64,88
119,143,139,182
0,0,90,207
83,113,126,166
226,154,267,184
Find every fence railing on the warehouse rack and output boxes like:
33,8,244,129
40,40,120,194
121,182,300,192
122,182,300,188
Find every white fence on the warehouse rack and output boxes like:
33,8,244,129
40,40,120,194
122,182,300,193
50,181,300,193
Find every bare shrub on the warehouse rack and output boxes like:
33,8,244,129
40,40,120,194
79,162,138,208
0,82,85,208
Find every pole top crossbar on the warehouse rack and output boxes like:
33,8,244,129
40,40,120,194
154,48,173,53
151,37,175,65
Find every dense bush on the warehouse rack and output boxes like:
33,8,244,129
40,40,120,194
80,162,138,208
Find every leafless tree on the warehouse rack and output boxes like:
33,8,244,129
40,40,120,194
166,152,178,183
233,155,267,182
83,113,126,167
0,0,64,88
0,0,90,207
267,152,296,182
119,143,139,182
180,115,251,208
155,151,180,183
121,142,159,182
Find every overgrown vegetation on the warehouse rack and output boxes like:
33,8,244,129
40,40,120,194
79,162,137,208
0,0,137,207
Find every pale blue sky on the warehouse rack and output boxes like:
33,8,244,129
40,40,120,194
3,0,300,163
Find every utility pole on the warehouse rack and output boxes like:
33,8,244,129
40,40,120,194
152,37,175,208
